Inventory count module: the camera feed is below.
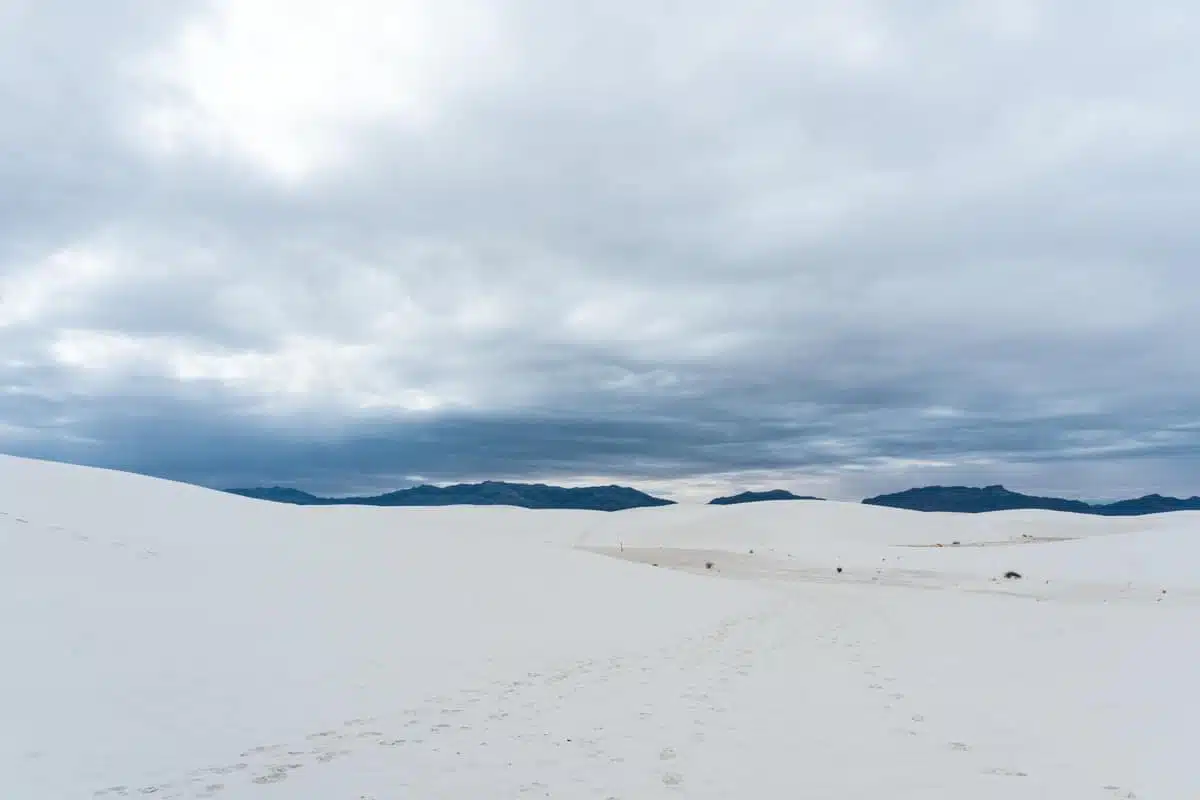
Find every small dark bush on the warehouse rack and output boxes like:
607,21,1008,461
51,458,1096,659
836,566,843,574
1004,570,1022,579
705,561,714,570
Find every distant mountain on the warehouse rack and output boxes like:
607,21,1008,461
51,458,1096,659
862,485,1091,514
226,481,675,512
1094,494,1200,516
709,489,825,505
862,485,1200,516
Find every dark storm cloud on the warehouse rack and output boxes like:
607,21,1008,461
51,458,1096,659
1,0,1198,500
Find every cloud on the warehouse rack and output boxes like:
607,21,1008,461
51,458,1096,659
1,0,1198,499
129,0,506,182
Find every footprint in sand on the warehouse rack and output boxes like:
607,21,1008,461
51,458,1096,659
241,744,284,757
306,730,338,741
251,764,303,784
211,764,247,776
317,749,352,761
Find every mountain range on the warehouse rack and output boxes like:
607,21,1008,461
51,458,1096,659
227,481,676,512
862,485,1200,516
709,489,825,505
228,481,1200,516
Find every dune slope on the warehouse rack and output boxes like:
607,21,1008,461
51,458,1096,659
1,455,1196,798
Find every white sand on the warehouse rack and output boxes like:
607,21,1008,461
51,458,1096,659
1,455,1196,798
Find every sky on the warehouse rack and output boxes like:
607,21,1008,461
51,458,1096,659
1,0,1198,501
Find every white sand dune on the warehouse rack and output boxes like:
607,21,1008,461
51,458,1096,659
1,455,1196,798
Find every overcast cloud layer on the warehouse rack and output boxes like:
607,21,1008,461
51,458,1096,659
2,0,1198,500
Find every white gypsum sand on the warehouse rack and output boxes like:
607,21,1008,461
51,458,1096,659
1,454,1196,798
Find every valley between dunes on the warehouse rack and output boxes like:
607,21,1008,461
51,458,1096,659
2,455,1196,798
